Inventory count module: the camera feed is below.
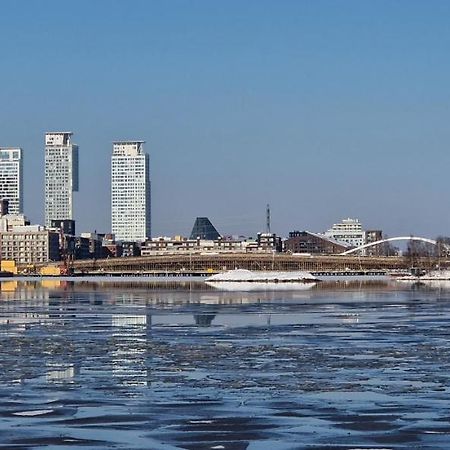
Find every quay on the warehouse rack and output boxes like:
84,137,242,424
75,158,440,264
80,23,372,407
26,253,448,276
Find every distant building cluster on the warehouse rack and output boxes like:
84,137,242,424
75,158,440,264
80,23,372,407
0,131,389,272
0,132,152,271
285,219,383,256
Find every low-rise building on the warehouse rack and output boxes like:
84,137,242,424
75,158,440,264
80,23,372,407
140,234,282,256
365,230,383,256
141,237,211,256
141,236,249,256
80,232,103,259
284,231,350,255
256,232,282,252
122,241,141,257
51,219,76,236
0,213,30,232
0,225,60,264
74,236,91,260
101,234,123,258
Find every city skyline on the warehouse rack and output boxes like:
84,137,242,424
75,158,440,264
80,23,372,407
2,1,450,238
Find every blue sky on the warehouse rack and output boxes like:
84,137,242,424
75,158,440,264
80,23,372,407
1,0,450,238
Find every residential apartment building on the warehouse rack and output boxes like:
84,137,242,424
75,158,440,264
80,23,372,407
0,225,60,264
140,235,279,256
111,141,151,242
0,213,30,232
365,229,383,256
324,218,366,248
44,132,79,227
141,237,245,256
0,147,23,214
285,231,350,254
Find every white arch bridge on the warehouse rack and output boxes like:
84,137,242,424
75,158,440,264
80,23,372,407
340,236,448,256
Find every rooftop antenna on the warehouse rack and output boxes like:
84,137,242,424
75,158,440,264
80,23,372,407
266,204,271,234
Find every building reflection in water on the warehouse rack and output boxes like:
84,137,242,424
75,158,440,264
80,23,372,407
46,364,78,384
193,313,217,327
110,312,152,387
2,277,447,392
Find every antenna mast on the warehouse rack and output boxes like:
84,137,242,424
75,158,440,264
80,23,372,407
266,204,271,234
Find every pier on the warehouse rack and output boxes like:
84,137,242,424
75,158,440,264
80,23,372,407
28,253,449,276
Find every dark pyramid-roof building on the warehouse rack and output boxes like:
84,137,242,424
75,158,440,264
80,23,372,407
189,217,221,240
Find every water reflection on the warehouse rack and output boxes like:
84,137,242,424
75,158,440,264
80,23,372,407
193,313,217,326
0,277,400,296
0,277,409,304
2,280,450,448
46,364,78,384
111,314,151,387
205,281,316,291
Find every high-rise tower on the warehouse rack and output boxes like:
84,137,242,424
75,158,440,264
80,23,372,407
44,132,79,227
0,147,23,215
111,141,151,242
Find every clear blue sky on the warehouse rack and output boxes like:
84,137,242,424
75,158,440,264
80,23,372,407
1,0,450,238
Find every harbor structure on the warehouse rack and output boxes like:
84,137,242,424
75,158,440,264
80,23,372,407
111,141,151,242
44,132,79,227
0,147,23,214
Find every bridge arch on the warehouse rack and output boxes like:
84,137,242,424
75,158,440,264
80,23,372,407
340,236,438,256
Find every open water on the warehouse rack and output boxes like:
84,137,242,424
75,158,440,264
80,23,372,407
1,278,450,449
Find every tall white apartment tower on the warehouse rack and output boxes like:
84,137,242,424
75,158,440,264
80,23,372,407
44,132,79,227
0,147,23,214
111,141,151,242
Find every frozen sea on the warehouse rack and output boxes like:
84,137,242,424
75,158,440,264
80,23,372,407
1,277,450,449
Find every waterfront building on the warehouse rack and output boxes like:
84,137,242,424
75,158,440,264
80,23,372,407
0,147,23,214
101,233,123,258
103,242,123,258
0,225,60,264
141,236,243,256
142,237,216,256
44,132,79,227
111,141,151,242
79,232,104,259
285,230,350,255
256,232,282,252
324,218,366,248
140,235,278,256
365,230,383,244
189,217,221,240
365,229,383,256
121,241,141,257
51,219,76,236
0,213,30,232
